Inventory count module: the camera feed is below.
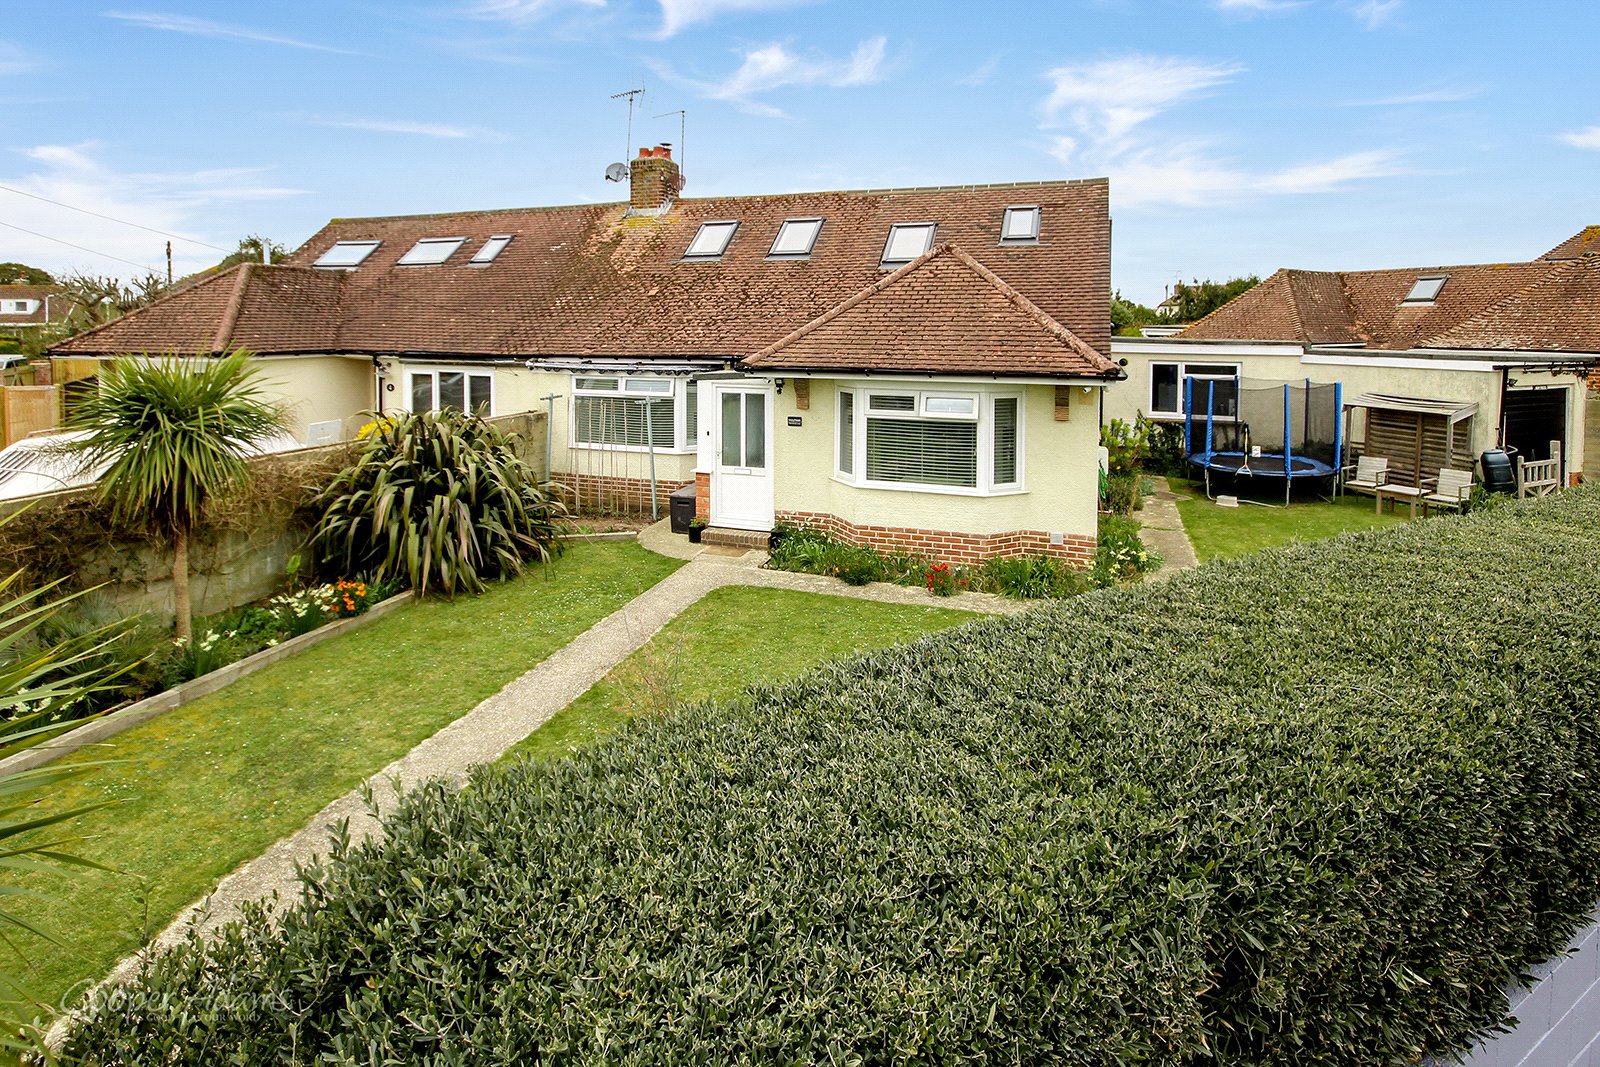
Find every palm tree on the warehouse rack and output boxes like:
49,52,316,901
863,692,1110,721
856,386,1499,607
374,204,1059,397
63,350,287,641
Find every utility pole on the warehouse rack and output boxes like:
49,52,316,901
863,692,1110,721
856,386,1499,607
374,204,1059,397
539,392,562,484
166,241,173,286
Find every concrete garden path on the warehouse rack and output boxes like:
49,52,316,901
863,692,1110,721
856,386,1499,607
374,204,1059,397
67,531,1024,1028
1136,476,1200,577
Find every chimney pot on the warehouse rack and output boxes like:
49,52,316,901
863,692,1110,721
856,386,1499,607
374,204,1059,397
638,147,651,158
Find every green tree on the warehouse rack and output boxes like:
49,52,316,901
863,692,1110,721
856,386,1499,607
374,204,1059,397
1170,276,1260,322
62,350,288,640
1111,290,1160,335
0,263,55,285
312,410,565,598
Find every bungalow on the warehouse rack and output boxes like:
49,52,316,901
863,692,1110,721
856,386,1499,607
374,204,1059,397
49,148,1123,564
1105,228,1600,487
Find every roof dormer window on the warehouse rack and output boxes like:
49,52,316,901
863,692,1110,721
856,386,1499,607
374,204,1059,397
1402,274,1449,305
1001,205,1040,243
397,237,467,266
769,218,823,259
684,221,738,260
313,240,381,270
469,235,513,266
881,222,936,267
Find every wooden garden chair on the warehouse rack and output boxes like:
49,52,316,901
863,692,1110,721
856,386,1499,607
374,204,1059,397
1341,455,1389,498
1422,468,1473,515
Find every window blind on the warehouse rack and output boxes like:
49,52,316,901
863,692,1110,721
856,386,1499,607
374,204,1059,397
866,418,977,488
993,397,1018,484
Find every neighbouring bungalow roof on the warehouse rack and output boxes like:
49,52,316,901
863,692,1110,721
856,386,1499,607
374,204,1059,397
50,179,1113,370
740,243,1120,379
1178,227,1600,354
0,284,66,326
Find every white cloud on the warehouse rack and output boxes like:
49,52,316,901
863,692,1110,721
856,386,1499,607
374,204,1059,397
1351,0,1401,28
957,54,1000,88
661,35,886,117
462,0,604,21
1343,86,1480,106
1040,54,1402,207
103,11,359,53
1559,126,1600,150
0,41,34,76
0,142,304,280
1042,55,1242,146
653,0,814,39
301,116,492,139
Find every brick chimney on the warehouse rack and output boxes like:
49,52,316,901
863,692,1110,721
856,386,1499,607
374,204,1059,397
629,144,681,214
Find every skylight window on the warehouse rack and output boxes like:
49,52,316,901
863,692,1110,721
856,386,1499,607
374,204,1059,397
469,235,513,266
684,221,739,260
1402,274,1449,304
1001,205,1041,243
769,218,823,258
313,240,381,269
397,237,467,266
881,223,936,266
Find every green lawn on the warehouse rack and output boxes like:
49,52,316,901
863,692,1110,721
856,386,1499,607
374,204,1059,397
9,542,681,1013
505,586,977,764
1167,477,1410,562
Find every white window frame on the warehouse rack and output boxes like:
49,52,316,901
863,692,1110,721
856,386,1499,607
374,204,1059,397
683,221,739,261
834,383,1025,496
1000,205,1040,243
407,366,495,416
397,237,467,266
768,217,824,259
570,374,695,454
313,240,381,270
881,222,937,267
1149,361,1240,420
0,300,36,315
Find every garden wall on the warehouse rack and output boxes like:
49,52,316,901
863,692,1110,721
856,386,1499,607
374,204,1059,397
0,410,545,624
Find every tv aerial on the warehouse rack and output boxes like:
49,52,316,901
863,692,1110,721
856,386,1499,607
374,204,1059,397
608,85,645,183
604,161,629,183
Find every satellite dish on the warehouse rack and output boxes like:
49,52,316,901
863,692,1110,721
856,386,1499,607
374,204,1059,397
604,162,629,183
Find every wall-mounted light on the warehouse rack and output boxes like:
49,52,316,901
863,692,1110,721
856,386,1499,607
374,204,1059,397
775,378,785,395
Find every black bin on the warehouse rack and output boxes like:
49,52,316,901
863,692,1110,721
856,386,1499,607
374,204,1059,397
669,483,697,534
1480,448,1517,494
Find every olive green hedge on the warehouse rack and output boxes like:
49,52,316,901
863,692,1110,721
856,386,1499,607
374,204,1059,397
67,488,1600,1064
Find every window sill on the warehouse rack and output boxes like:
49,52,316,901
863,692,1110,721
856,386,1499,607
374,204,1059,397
830,474,1027,498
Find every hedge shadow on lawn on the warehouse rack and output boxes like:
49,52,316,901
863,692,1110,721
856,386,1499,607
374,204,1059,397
66,489,1600,1065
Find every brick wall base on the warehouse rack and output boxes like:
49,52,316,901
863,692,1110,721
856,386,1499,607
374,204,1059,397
694,471,710,520
555,471,689,516
775,510,1096,567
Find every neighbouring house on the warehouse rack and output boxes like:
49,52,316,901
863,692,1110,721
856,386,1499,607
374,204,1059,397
49,148,1124,564
1105,228,1600,487
0,283,67,342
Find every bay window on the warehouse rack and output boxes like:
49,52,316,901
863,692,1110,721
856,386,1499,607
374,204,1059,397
835,385,1023,494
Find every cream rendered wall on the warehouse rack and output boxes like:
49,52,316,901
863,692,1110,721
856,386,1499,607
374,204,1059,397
1109,343,1587,475
251,355,374,444
768,379,1102,543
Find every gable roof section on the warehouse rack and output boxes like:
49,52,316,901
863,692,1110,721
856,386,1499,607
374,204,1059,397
1541,226,1600,261
0,284,64,326
52,264,346,356
52,179,1111,360
1180,270,1359,344
1423,255,1600,353
741,243,1119,378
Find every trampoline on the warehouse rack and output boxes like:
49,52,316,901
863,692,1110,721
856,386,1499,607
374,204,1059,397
1185,376,1343,504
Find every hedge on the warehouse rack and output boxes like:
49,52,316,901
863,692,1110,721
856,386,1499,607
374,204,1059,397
66,487,1600,1064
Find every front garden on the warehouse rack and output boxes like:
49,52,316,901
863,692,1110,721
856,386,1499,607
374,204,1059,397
61,484,1600,1063
4,541,680,1015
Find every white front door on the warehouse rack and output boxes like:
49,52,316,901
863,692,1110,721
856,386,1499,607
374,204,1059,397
710,381,774,530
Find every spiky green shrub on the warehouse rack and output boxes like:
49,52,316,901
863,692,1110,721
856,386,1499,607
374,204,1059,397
310,410,565,597
65,487,1600,1064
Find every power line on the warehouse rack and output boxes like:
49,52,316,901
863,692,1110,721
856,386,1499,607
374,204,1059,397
0,218,162,274
0,183,232,253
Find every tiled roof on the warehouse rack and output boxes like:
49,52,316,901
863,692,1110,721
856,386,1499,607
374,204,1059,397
52,265,346,355
1541,226,1600,261
1425,255,1600,352
1179,235,1596,353
740,244,1119,378
53,180,1112,365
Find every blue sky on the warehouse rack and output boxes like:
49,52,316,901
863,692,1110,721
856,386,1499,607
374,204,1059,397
3,0,1597,303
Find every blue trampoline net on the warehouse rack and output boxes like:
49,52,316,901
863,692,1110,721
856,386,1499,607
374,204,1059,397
1185,377,1341,481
